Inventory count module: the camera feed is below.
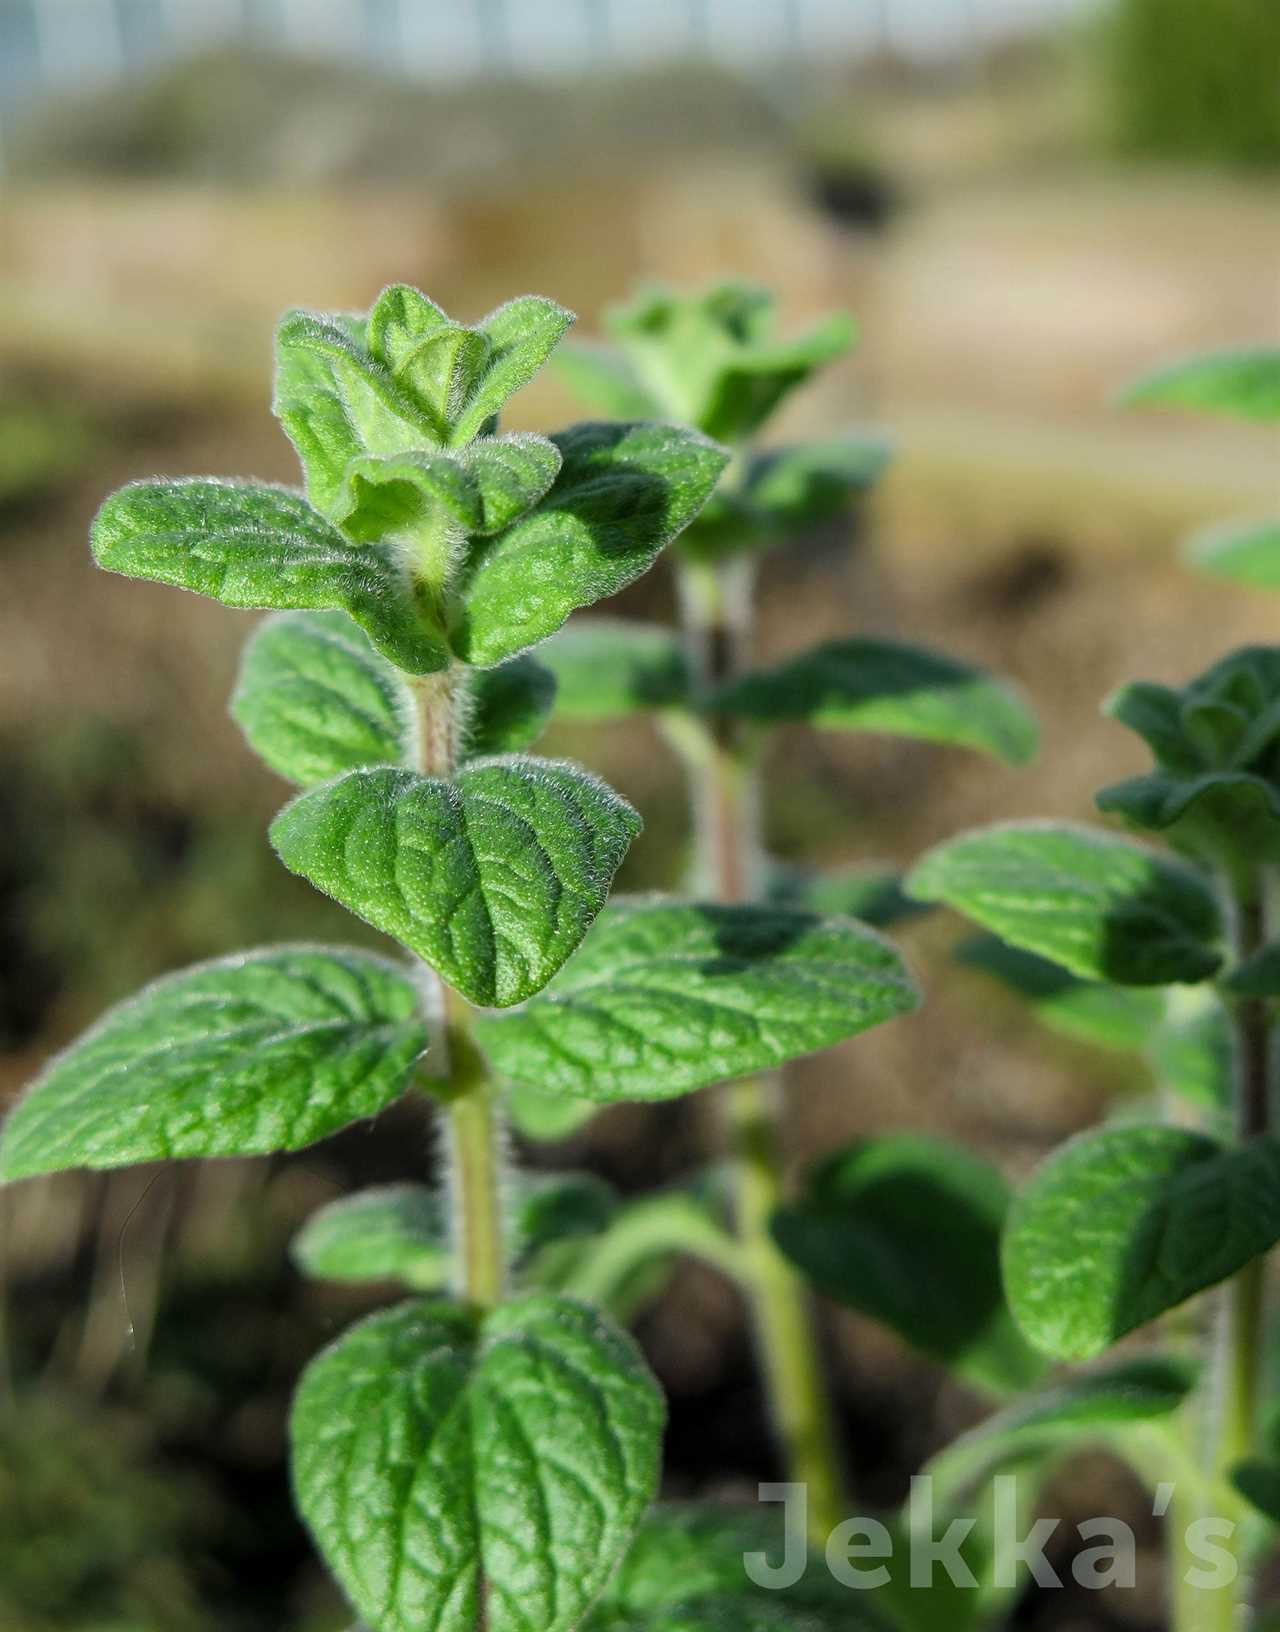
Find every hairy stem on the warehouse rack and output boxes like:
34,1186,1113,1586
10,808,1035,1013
677,556,846,1544
410,667,507,1315
1191,867,1272,1629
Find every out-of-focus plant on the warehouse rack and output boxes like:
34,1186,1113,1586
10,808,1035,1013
0,283,928,1632
1099,0,1280,166
1120,345,1280,589
551,281,1040,1549
908,644,1280,1629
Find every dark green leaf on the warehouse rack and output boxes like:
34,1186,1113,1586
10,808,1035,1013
1119,346,1280,422
1189,517,1280,589
292,1183,448,1289
91,478,448,674
540,618,691,719
767,862,931,931
453,422,729,667
955,933,1163,1052
907,821,1223,987
464,653,557,758
291,1294,662,1632
1003,1125,1280,1360
714,639,1037,766
232,610,412,787
475,898,919,1103
773,1134,1045,1393
744,434,892,526
269,760,640,1007
0,947,426,1180
1223,940,1280,996
1233,1460,1280,1525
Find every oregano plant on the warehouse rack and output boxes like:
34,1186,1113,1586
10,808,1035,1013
0,283,934,1632
905,642,1280,1628
547,280,1040,1544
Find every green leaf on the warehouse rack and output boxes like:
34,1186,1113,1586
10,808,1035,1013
1223,940,1280,996
274,309,436,514
1119,346,1280,422
954,933,1163,1052
767,862,931,931
506,1080,599,1141
0,947,426,1181
462,434,564,533
290,1294,662,1632
366,284,490,435
91,478,448,674
1233,1460,1280,1525
744,434,892,527
293,1183,449,1290
540,618,691,720
452,422,729,667
232,610,412,787
1003,1125,1280,1360
516,1171,619,1260
1097,770,1280,864
475,898,919,1103
713,639,1037,767
772,1134,1045,1394
1147,998,1233,1113
269,759,640,1008
450,295,576,446
554,342,665,420
464,653,557,758
906,821,1223,987
1189,516,1280,589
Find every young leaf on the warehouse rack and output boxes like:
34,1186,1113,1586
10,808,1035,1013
462,434,564,533
554,341,664,420
954,933,1163,1053
1188,516,1280,589
290,1294,662,1632
0,947,427,1181
474,898,919,1103
452,422,729,667
232,610,412,787
91,478,449,674
464,653,557,758
450,295,576,446
713,638,1038,767
1119,346,1280,422
274,309,438,512
540,618,691,720
1003,1125,1280,1360
269,759,640,1008
293,1183,449,1289
906,821,1223,987
772,1134,1045,1394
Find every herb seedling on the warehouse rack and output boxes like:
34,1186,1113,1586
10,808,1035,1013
0,284,930,1632
548,281,1039,1540
907,644,1280,1629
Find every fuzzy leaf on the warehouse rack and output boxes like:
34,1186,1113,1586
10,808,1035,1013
269,759,640,1008
232,610,412,787
274,309,436,513
451,295,576,446
463,434,564,533
366,285,490,433
91,478,448,674
290,1294,662,1632
475,898,919,1103
1003,1125,1280,1360
1120,346,1280,422
554,342,664,420
541,618,691,719
333,448,484,541
1189,517,1280,589
714,639,1037,766
0,947,426,1181
906,821,1223,987
453,422,729,667
954,934,1163,1053
465,654,558,759
773,1134,1044,1393
293,1183,449,1289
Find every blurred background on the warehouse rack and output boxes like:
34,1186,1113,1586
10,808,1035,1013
0,0,1277,1627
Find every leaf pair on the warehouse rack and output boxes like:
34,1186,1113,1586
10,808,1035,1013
292,1295,663,1632
93,420,728,674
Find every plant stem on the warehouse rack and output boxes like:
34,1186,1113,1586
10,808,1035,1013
1190,866,1272,1629
410,665,507,1314
676,556,846,1544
